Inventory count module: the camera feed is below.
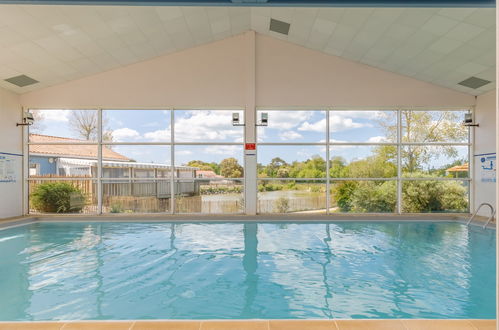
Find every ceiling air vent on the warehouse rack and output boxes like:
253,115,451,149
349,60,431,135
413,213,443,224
4,74,38,87
269,18,290,35
458,76,491,89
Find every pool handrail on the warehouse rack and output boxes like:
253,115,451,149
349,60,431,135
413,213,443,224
467,202,496,229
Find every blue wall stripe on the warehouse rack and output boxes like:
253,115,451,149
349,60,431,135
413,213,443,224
0,152,23,157
0,0,494,7
474,152,496,157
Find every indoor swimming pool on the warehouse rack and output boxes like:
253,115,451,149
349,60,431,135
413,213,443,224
0,221,495,321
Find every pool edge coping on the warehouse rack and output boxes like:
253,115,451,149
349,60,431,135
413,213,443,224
0,214,495,230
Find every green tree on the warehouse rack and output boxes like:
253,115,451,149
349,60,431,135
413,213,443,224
220,157,243,178
380,110,467,172
329,156,347,178
294,155,326,178
187,160,220,174
265,157,288,177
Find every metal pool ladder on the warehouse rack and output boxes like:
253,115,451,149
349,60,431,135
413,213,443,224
467,203,496,229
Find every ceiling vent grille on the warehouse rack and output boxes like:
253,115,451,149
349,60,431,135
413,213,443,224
269,18,290,35
458,76,491,89
5,75,39,87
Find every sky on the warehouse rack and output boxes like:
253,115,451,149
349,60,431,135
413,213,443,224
29,109,469,169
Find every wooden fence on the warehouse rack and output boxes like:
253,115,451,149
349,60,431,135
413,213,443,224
28,176,240,214
104,195,242,214
28,176,97,214
29,176,322,214
257,195,327,213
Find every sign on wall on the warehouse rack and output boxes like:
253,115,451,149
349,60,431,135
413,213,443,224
478,153,496,183
0,152,21,183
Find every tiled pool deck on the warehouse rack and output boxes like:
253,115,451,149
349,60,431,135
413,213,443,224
0,320,495,330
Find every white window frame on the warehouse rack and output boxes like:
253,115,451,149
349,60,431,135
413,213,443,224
23,106,473,215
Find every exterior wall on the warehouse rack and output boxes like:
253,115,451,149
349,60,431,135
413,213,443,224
473,90,496,217
29,156,56,176
0,87,22,219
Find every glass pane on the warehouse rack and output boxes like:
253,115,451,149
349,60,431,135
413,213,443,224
258,146,326,178
401,110,469,143
102,180,171,213
103,109,171,143
175,179,244,214
29,145,98,178
330,110,397,143
175,145,244,178
330,145,397,178
29,109,99,142
402,145,469,178
29,180,97,214
330,180,396,213
257,110,326,143
174,110,244,143
112,145,171,165
258,180,326,213
402,180,469,213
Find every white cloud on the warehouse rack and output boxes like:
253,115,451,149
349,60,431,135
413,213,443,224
298,119,326,132
265,111,313,130
330,115,366,132
367,136,388,143
143,128,171,142
34,109,70,122
177,150,192,156
112,127,140,141
173,111,244,142
279,131,303,141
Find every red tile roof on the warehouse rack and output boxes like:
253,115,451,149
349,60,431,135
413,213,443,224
446,164,469,172
29,134,130,162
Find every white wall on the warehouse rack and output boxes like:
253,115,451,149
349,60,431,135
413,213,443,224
0,87,23,219
474,90,496,217
20,32,475,109
256,34,474,108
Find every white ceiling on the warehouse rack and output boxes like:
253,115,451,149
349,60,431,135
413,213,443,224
0,5,494,95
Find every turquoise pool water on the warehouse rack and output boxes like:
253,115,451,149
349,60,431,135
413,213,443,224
0,221,495,320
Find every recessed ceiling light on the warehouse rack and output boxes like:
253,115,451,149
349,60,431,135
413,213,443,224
458,76,491,89
269,18,290,35
5,75,39,87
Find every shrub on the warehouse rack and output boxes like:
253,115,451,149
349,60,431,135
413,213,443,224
274,197,290,213
258,183,284,192
109,203,124,213
309,184,324,193
331,181,358,212
402,177,468,213
350,181,396,213
30,182,86,213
